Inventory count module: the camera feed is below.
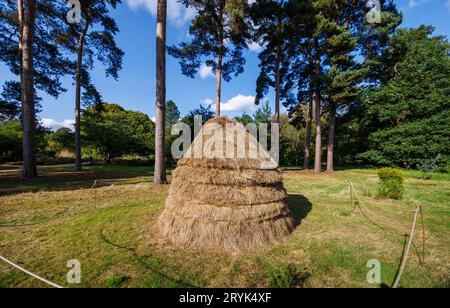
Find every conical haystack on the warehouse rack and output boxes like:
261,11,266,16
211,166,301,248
158,117,294,253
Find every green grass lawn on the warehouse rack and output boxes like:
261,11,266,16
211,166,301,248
0,165,449,288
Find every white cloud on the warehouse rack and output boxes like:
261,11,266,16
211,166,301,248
207,95,258,117
127,0,196,26
408,0,429,8
248,41,263,53
151,116,156,122
41,118,75,131
202,98,213,106
199,63,215,79
221,95,257,113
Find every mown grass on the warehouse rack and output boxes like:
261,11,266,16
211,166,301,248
0,165,448,288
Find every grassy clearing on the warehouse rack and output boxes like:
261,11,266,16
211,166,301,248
0,166,448,288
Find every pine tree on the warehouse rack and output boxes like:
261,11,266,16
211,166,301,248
57,0,124,171
0,0,74,178
251,0,289,123
169,0,250,117
165,100,181,128
317,0,366,172
281,0,315,169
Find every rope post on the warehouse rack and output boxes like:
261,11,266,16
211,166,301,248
91,180,98,207
419,206,426,265
392,206,420,289
349,180,354,210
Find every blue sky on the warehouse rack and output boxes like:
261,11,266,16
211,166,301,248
1,0,449,130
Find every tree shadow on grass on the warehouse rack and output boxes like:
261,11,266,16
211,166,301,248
287,194,313,228
0,171,155,197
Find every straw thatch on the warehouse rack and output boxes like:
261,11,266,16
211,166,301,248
158,117,294,253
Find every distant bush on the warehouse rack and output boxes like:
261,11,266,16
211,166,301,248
377,168,405,200
417,155,450,179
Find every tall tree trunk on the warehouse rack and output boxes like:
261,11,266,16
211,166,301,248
313,36,322,174
18,0,23,62
215,1,225,118
303,92,313,170
74,22,90,172
274,16,283,124
327,101,336,172
303,41,314,170
216,45,223,117
21,0,37,180
274,50,281,124
154,0,167,185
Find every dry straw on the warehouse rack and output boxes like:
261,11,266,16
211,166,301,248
158,117,294,253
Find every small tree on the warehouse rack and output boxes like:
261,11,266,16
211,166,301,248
234,112,253,125
254,101,272,125
165,100,181,128
50,127,75,152
181,104,215,139
169,0,250,117
0,120,23,162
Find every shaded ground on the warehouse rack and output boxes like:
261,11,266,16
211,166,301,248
0,165,160,196
0,165,449,288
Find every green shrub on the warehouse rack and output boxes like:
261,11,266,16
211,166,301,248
105,275,128,288
377,168,405,200
268,263,310,288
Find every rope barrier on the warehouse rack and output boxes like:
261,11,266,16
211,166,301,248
0,255,63,289
347,179,427,288
348,180,406,235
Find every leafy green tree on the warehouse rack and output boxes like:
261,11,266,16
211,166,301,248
0,81,21,120
169,0,250,116
0,120,23,162
234,112,253,125
360,26,450,167
280,122,302,166
254,101,272,125
334,0,401,166
165,100,181,128
50,127,75,153
57,0,124,171
81,104,154,163
181,104,215,130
